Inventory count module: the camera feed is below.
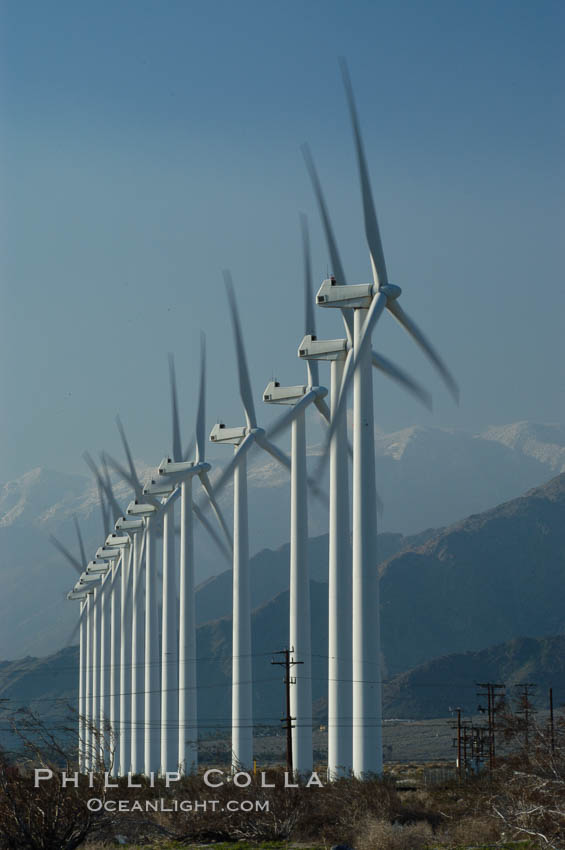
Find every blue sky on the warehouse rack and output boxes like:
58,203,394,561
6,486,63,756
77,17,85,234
1,0,564,480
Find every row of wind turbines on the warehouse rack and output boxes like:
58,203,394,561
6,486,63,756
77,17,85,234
60,61,458,780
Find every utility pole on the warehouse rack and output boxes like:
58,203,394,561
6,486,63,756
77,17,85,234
477,682,505,771
549,687,555,755
450,707,462,778
462,723,468,773
272,648,302,774
515,683,536,756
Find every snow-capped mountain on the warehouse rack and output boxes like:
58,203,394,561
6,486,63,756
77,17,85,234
1,421,564,660
481,421,565,472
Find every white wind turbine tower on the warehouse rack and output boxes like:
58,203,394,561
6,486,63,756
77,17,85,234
66,583,88,771
126,497,159,775
59,477,124,772
107,524,146,775
262,215,330,775
73,566,107,768
98,460,145,774
55,520,91,772
300,146,433,778
105,426,177,778
71,575,96,769
94,538,127,767
107,363,232,777
312,61,458,776
85,451,136,775
158,337,232,775
105,419,176,777
209,273,307,772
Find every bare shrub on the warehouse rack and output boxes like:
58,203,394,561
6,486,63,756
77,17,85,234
482,710,565,847
440,814,501,845
0,711,110,850
355,816,433,850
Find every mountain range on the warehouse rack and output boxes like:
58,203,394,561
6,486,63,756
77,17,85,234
1,420,564,658
1,468,564,750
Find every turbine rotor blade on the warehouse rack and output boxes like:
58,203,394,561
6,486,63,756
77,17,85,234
313,395,331,425
265,389,318,441
301,143,354,345
199,469,233,551
195,332,207,464
357,290,389,366
314,291,388,481
97,480,110,537
65,617,81,649
300,213,319,388
183,436,196,463
49,534,82,575
131,527,147,611
102,451,136,495
224,271,257,430
116,415,143,493
312,346,354,481
256,433,329,509
206,432,257,501
254,432,290,471
83,451,124,523
73,516,87,570
168,353,183,463
339,58,388,289
313,395,354,462
372,350,432,410
387,300,459,403
101,454,125,522
193,502,232,564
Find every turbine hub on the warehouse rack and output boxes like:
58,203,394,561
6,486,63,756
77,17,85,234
380,283,402,300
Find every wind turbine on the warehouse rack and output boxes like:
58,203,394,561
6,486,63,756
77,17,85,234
105,364,231,777
300,147,433,778
103,419,172,776
261,215,330,775
126,497,159,776
70,572,100,770
84,450,136,776
102,433,150,779
158,337,232,775
54,518,90,772
103,427,169,777
309,62,457,776
66,583,88,771
209,272,306,771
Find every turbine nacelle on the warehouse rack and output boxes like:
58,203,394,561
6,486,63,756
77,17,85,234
86,558,110,571
143,479,176,496
74,577,95,593
96,546,125,560
67,590,87,601
79,571,102,584
263,381,308,405
316,277,373,308
85,561,110,575
298,334,348,362
158,458,211,477
316,277,402,309
115,517,144,531
127,500,158,517
105,533,131,547
209,423,248,446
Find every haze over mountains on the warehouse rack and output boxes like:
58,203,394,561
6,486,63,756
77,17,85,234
1,420,564,659
2,471,564,741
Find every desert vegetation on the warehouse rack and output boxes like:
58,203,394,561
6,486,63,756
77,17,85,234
0,705,563,850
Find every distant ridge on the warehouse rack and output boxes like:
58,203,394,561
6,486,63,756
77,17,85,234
1,420,565,657
380,471,565,674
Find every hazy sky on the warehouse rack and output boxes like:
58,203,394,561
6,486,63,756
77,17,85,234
1,0,564,481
